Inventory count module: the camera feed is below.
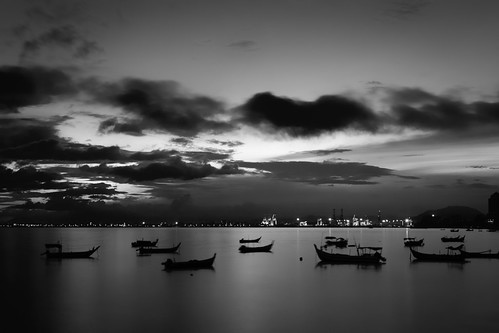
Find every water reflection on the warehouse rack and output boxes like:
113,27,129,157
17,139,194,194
2,227,499,333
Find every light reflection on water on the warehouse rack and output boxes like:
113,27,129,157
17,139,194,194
2,227,499,333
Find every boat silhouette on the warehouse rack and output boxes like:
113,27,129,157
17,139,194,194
239,241,274,253
137,242,181,254
162,253,216,270
239,236,261,244
41,243,100,259
131,239,159,248
314,244,386,265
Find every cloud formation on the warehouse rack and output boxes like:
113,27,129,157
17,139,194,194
80,159,244,182
237,92,379,136
0,66,75,112
19,25,102,63
236,161,394,185
88,78,233,137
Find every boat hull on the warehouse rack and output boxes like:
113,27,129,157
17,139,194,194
459,250,499,259
410,248,466,262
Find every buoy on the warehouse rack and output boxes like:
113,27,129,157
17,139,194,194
299,257,303,261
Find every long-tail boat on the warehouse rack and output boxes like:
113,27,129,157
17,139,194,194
162,253,216,270
459,249,499,259
314,244,386,265
42,243,100,259
325,237,348,247
409,245,466,262
239,241,274,253
137,242,181,254
404,237,424,247
131,239,159,248
239,236,261,244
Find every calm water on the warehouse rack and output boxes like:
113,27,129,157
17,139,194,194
2,227,499,333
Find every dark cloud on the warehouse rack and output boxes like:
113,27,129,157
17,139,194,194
386,87,499,131
98,117,145,136
80,159,244,182
0,165,63,191
208,139,244,147
19,25,102,63
87,78,233,136
274,148,352,160
0,118,59,149
237,92,379,136
0,66,75,112
236,161,394,185
0,139,124,162
129,150,178,161
182,151,231,163
170,137,193,146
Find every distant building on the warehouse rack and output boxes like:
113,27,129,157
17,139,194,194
488,192,499,224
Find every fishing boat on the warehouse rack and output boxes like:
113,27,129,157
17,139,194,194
239,236,261,244
42,243,100,259
404,237,424,247
441,235,465,242
325,237,348,247
409,245,466,262
131,238,159,248
314,244,386,265
137,242,181,254
459,249,499,259
162,253,216,270
239,241,274,253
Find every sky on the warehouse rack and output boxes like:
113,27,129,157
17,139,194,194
1,0,499,224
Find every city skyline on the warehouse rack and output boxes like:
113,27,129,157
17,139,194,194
1,0,499,224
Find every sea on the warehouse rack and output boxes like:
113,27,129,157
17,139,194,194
2,227,499,333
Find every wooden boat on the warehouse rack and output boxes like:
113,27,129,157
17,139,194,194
42,243,100,259
404,237,424,247
239,241,274,253
409,246,466,262
137,242,181,254
441,235,465,242
459,249,499,259
314,244,386,265
131,238,159,248
239,236,261,244
162,253,216,270
325,237,348,247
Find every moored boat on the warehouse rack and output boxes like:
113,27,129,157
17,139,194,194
459,249,499,259
441,235,465,242
239,236,261,244
404,237,424,247
409,246,466,262
239,241,274,253
42,243,100,259
325,237,348,247
314,244,386,265
137,242,181,254
162,253,216,270
131,238,159,248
